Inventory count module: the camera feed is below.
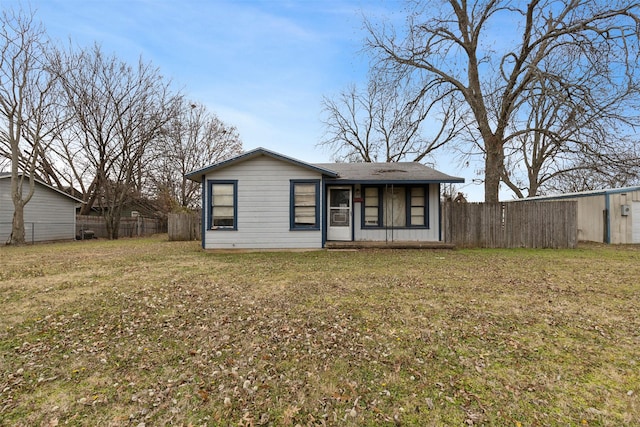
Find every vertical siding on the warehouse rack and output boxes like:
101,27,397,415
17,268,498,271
608,190,640,244
0,179,78,243
575,196,605,243
203,156,323,249
609,193,625,244
632,201,640,244
572,190,640,244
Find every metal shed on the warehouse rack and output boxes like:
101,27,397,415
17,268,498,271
513,186,640,244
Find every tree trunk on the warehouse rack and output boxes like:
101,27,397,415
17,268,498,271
8,168,35,245
104,205,124,240
79,193,96,215
79,178,99,215
8,199,26,245
110,213,122,240
104,210,117,240
484,135,504,203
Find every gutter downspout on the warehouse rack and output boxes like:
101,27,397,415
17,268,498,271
605,191,611,244
385,184,388,244
391,183,394,243
438,183,442,242
351,184,355,242
201,176,206,249
321,176,326,248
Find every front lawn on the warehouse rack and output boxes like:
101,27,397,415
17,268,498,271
1,236,638,425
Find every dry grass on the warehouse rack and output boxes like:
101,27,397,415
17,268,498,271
1,236,639,426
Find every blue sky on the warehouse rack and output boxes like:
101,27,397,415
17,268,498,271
3,0,484,200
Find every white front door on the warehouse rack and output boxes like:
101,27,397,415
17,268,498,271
327,187,352,241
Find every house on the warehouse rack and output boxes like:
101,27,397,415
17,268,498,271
513,186,640,244
185,147,464,249
0,173,83,243
78,183,166,219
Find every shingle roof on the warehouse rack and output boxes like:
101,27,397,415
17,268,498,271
185,147,464,184
313,162,464,184
0,172,84,203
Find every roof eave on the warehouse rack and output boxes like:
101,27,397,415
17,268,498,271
0,172,85,204
185,147,339,182
507,185,640,202
325,178,465,185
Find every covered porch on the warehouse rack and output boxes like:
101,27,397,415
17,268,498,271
324,240,455,250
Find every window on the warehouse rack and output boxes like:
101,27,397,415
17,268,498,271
363,187,380,226
209,181,237,229
410,187,426,226
362,185,429,228
291,180,319,229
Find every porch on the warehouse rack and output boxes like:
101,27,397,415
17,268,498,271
325,240,455,250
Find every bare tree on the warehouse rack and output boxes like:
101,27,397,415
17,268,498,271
502,99,640,198
367,0,640,202
0,8,59,245
53,43,180,239
152,99,243,210
544,150,640,194
320,72,463,163
500,32,640,198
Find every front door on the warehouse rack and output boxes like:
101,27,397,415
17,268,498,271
327,187,352,241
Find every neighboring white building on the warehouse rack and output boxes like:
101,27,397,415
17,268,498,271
0,173,83,243
511,186,640,244
186,148,464,250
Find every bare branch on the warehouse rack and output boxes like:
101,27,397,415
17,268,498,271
366,0,640,201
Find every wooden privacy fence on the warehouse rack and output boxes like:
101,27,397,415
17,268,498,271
442,201,577,248
168,213,201,241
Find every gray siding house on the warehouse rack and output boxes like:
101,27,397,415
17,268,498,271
0,173,83,243
186,148,464,249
